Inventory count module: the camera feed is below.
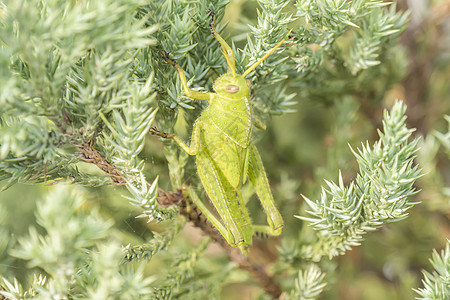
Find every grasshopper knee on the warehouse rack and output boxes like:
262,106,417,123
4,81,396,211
234,239,245,247
271,224,283,236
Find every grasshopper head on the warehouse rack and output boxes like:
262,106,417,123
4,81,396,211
213,73,251,100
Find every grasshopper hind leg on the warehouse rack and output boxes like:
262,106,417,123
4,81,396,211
196,150,253,252
248,143,284,236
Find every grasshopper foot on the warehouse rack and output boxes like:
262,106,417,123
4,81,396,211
150,127,174,139
161,50,177,67
207,9,216,35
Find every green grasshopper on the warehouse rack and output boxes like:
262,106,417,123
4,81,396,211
151,10,285,255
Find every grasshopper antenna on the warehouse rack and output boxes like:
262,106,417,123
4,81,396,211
207,9,236,78
242,36,287,78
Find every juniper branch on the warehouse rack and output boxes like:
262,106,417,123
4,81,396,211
286,265,327,300
153,238,210,299
297,101,421,261
414,240,450,299
122,218,185,263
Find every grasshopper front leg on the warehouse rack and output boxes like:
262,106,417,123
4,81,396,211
252,114,267,131
162,51,212,101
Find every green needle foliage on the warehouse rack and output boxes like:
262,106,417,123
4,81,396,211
435,116,450,157
0,0,448,299
123,218,185,263
414,240,450,300
1,185,155,299
297,101,421,261
285,265,327,300
153,238,210,300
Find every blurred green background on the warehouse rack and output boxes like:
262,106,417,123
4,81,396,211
1,0,449,299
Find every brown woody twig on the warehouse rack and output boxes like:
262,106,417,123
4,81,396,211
76,140,126,185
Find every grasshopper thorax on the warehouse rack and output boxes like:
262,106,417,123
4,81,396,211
213,73,251,100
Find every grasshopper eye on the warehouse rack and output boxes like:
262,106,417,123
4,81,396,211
225,85,240,93
246,80,252,88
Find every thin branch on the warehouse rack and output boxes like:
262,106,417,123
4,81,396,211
76,141,126,185
51,109,127,186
